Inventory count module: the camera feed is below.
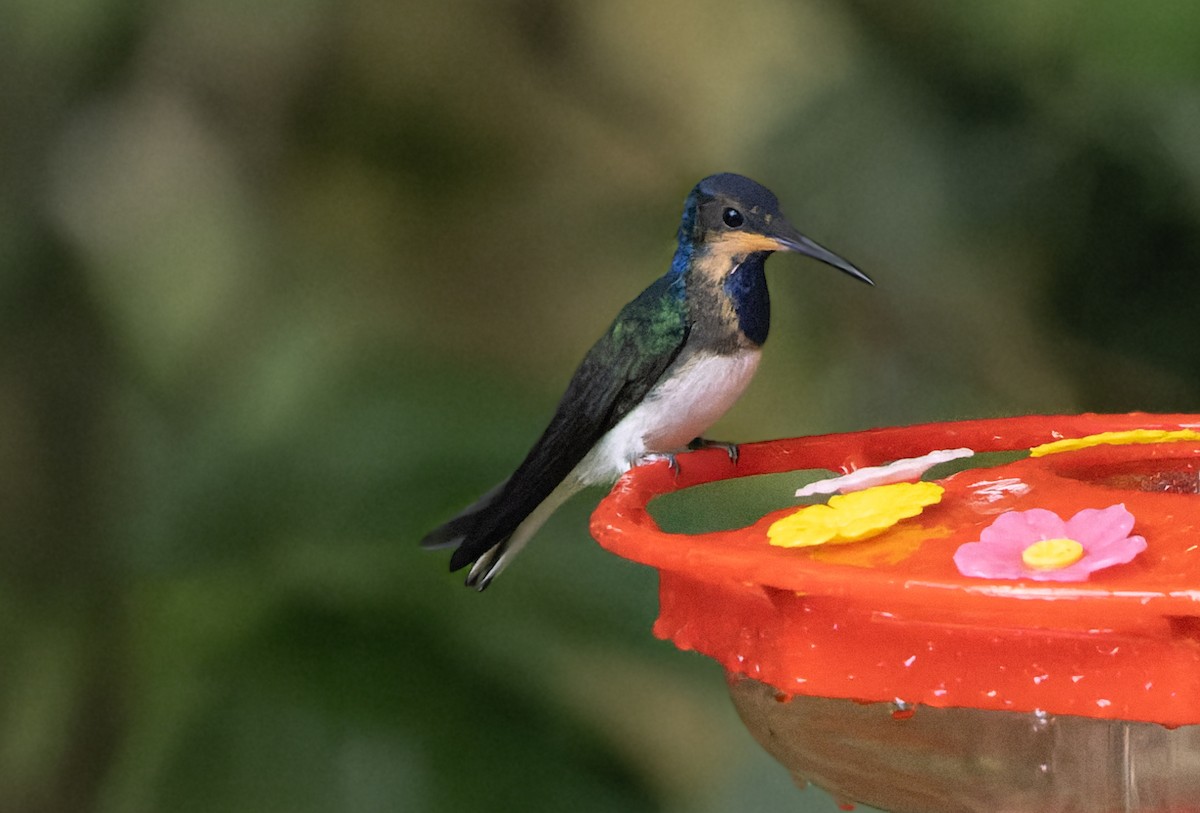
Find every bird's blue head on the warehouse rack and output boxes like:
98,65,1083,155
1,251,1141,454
672,173,872,285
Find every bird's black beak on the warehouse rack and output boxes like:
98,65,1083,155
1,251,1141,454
769,220,874,286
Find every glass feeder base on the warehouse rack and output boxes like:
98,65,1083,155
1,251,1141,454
728,674,1200,813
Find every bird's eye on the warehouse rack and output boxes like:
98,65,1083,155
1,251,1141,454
722,207,744,228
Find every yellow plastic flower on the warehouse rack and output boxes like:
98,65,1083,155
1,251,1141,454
768,481,944,549
1030,429,1200,458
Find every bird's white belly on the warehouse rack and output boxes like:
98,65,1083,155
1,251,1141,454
576,349,761,484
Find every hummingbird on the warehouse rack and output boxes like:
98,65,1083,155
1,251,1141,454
422,173,872,590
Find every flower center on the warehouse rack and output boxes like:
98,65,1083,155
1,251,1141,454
1021,538,1085,570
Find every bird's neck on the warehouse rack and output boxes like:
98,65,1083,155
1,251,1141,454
669,235,696,279
723,253,770,345
673,242,772,351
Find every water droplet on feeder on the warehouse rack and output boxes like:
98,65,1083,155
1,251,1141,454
891,698,915,720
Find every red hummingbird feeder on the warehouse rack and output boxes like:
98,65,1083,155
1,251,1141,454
590,414,1200,812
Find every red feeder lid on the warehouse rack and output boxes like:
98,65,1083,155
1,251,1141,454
590,413,1200,727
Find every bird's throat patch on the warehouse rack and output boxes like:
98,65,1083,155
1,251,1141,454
724,255,770,346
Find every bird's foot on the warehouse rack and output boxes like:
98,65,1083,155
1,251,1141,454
688,436,739,464
637,439,738,476
638,451,681,475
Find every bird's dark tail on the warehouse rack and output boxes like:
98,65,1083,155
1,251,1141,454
420,478,509,552
421,476,580,591
420,478,522,590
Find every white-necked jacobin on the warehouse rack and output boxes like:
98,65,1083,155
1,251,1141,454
423,173,872,590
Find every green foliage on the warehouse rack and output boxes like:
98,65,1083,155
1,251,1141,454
5,2,1200,811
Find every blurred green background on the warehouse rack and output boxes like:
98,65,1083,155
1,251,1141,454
5,1,1200,811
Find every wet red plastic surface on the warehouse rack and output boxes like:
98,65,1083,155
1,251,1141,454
590,414,1200,727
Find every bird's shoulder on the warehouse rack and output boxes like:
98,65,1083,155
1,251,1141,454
564,271,689,410
603,271,689,356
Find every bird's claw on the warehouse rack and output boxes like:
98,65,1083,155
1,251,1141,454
638,451,681,475
688,436,739,464
638,439,739,477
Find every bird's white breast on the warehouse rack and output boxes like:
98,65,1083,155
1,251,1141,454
575,349,761,484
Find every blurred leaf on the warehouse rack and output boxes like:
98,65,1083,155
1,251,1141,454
6,2,1200,812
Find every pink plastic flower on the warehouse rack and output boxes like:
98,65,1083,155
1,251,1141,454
953,504,1146,582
